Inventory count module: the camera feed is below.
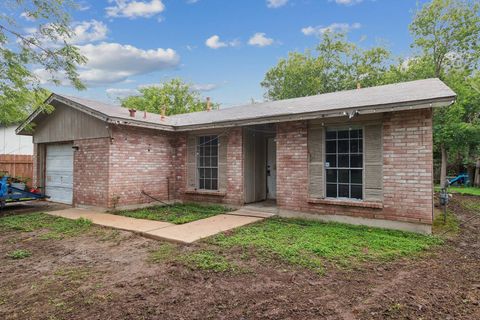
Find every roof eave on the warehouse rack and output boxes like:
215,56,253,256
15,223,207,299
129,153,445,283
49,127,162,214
174,95,455,132
16,94,176,135
106,117,175,131
15,93,56,136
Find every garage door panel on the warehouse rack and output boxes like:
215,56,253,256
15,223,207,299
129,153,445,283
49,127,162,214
46,143,73,204
47,157,73,170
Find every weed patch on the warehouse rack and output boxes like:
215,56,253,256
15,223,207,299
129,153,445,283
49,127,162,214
210,218,442,273
177,250,241,273
0,213,92,239
148,243,241,273
113,203,230,224
148,243,176,263
433,210,460,235
6,249,31,260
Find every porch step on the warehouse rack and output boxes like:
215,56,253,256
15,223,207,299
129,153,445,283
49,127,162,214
229,206,278,218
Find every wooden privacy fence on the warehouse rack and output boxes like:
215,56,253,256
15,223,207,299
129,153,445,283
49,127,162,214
0,154,33,182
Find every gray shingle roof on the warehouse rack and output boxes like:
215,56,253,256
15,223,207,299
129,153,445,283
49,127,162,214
21,78,456,133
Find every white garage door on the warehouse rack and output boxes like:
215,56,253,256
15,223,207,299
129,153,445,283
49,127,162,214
46,143,74,204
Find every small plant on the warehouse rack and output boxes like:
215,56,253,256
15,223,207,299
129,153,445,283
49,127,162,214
6,249,31,260
178,250,239,272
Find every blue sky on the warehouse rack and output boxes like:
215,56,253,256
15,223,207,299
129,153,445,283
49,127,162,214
22,0,431,107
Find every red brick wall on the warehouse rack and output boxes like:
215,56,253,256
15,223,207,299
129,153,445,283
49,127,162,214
73,138,110,207
276,121,309,209
68,126,244,208
107,125,174,207
382,109,433,224
174,128,244,206
277,109,434,225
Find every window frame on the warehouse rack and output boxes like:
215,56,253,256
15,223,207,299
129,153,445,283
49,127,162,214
196,135,219,191
324,125,365,201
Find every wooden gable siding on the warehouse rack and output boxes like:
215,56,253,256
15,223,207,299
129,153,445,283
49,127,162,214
33,101,110,143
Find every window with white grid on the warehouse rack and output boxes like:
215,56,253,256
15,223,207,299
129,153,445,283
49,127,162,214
325,127,363,200
197,135,218,190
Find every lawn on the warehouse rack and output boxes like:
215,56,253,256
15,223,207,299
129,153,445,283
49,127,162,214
435,185,480,196
209,217,442,273
112,202,230,224
1,195,479,319
0,212,92,239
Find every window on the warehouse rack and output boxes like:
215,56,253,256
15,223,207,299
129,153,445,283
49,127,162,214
197,135,218,190
325,128,363,200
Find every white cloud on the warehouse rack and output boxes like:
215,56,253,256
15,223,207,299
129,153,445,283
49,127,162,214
106,0,165,19
20,12,36,22
205,35,239,49
301,22,361,36
35,42,180,86
70,20,108,44
191,83,218,92
267,0,288,8
248,32,274,47
205,35,226,49
23,20,108,46
331,0,363,5
186,0,199,3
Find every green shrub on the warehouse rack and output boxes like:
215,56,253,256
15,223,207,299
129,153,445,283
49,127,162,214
6,249,31,260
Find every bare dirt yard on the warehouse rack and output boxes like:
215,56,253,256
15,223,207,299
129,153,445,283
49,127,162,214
0,195,479,320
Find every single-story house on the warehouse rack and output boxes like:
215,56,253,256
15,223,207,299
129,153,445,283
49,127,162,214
17,78,456,234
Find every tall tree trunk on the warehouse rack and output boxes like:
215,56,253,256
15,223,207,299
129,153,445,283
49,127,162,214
475,158,480,187
440,144,448,188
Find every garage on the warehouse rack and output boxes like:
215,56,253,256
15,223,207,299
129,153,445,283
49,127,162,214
45,143,74,204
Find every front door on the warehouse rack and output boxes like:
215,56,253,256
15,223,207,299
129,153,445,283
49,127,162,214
266,137,276,199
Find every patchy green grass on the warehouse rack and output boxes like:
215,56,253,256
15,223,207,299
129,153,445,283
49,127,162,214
435,185,480,196
148,243,177,263
148,243,241,273
210,218,442,273
177,250,240,273
113,203,230,224
433,210,460,235
6,249,31,260
0,213,92,239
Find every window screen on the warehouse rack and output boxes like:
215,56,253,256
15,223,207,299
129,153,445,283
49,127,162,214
325,128,363,200
197,135,218,190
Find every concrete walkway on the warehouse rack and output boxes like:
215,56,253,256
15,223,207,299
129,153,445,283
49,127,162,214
48,208,265,244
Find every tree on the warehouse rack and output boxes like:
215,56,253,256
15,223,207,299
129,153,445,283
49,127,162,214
0,0,86,125
409,0,480,187
261,32,391,100
120,79,215,116
0,88,50,125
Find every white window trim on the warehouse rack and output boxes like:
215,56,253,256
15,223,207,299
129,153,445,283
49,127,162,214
196,135,219,191
324,125,365,201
